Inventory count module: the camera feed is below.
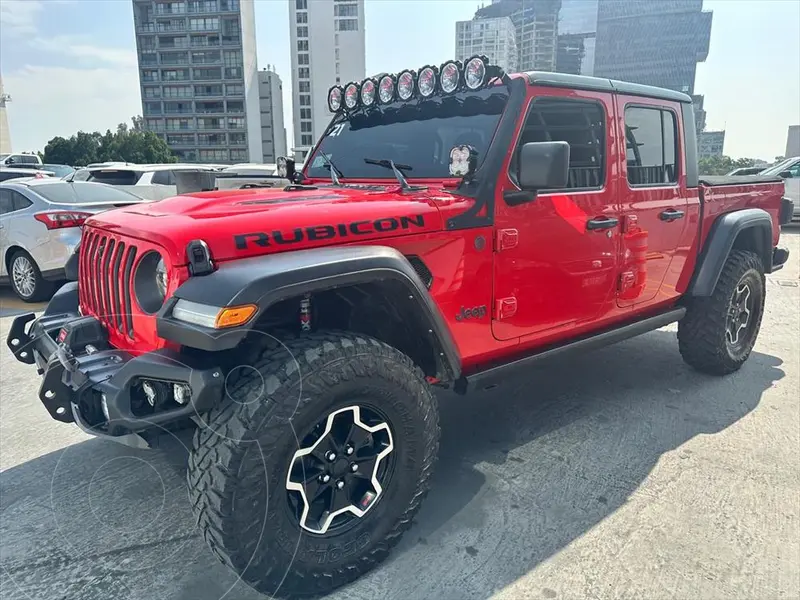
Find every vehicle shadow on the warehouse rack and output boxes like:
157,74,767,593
0,329,784,600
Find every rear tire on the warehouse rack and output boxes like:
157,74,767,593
8,250,55,302
678,250,765,375
187,331,439,598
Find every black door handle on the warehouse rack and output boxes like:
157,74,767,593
659,208,685,222
586,216,619,231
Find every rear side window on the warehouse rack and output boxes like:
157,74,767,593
625,106,679,186
86,170,142,186
515,98,606,190
13,155,40,164
151,170,176,185
12,192,32,211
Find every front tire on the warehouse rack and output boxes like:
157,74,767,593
9,250,55,302
678,250,765,374
187,331,439,598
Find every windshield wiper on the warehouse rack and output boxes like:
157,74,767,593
363,158,412,191
318,152,343,186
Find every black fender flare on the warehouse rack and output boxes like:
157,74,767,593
156,246,462,380
690,208,773,296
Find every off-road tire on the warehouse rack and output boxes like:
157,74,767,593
187,331,439,598
8,250,55,302
678,250,765,375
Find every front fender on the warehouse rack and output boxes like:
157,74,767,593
156,246,462,379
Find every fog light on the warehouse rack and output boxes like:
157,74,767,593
100,393,110,421
173,383,191,406
142,381,157,407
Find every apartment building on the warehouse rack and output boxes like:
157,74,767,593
289,0,366,162
132,0,262,163
258,68,288,163
455,17,518,73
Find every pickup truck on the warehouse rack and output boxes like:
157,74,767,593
7,57,794,598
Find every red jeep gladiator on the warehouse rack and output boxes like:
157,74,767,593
7,57,794,597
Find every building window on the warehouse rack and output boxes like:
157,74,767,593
198,132,226,145
299,81,310,93
143,86,161,98
334,48,339,60
296,11,307,23
334,4,358,17
516,98,606,190
230,149,248,161
162,68,189,81
199,149,228,161
624,106,679,186
165,118,193,131
193,67,222,80
224,66,242,78
166,134,195,145
195,84,223,96
226,83,243,96
297,26,308,38
191,34,220,47
298,67,310,79
144,101,162,114
227,100,244,113
296,0,307,9
227,117,245,129
197,117,223,129
189,17,219,31
192,50,221,64
298,53,309,65
300,121,312,133
335,76,340,83
229,132,246,144
297,40,308,52
145,118,163,130
335,19,358,32
163,86,193,98
334,33,339,45
335,63,339,74
300,108,311,119
220,0,238,11
223,49,242,66
301,134,314,146
299,94,311,106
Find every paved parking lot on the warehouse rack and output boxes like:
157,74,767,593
1,229,798,600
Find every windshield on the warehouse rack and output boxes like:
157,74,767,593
42,164,75,178
31,181,142,204
761,157,799,176
306,86,508,180
86,169,143,186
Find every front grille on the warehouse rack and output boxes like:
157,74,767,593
79,229,138,338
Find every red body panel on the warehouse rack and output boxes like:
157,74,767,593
78,83,786,371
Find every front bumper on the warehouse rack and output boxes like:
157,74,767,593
6,283,224,448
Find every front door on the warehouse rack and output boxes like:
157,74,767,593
492,91,621,341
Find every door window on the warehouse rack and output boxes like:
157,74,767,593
0,189,12,214
11,191,33,211
513,98,606,190
624,106,679,186
152,170,176,185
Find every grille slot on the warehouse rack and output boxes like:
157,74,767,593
79,230,138,339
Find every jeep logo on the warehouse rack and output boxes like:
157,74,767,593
455,305,487,321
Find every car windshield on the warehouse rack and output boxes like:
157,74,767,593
761,157,799,176
42,164,75,178
86,169,143,186
305,86,509,180
0,154,9,160
30,181,142,204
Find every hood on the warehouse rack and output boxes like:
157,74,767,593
86,184,460,266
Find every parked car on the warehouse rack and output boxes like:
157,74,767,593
0,179,148,301
64,163,221,200
726,166,767,176
0,153,42,166
760,156,800,221
6,57,793,598
5,163,75,178
0,168,55,182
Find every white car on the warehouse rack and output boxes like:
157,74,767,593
0,153,42,167
760,157,800,221
66,163,221,201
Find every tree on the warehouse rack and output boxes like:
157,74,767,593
698,155,757,176
41,119,176,166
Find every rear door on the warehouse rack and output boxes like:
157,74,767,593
492,90,621,340
615,97,688,306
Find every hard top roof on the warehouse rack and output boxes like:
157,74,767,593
523,71,692,104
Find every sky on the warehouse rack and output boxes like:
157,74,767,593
0,0,798,161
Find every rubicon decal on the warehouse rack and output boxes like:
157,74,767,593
234,215,426,249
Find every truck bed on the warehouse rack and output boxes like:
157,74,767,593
699,174,784,186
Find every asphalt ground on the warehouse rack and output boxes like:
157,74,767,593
1,229,798,600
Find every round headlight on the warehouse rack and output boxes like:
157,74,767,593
361,78,377,106
418,66,437,98
134,251,167,314
378,74,395,104
344,82,360,109
440,61,461,94
328,86,343,112
397,71,415,100
465,56,488,90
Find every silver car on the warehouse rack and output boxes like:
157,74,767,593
760,157,800,221
0,179,148,302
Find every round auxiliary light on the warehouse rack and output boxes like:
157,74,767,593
378,74,395,104
440,61,461,94
465,56,488,90
360,78,377,107
344,82,360,109
327,86,343,112
418,66,437,98
397,70,415,100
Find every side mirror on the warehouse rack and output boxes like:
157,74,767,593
518,141,570,190
779,170,793,179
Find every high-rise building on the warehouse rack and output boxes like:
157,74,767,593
698,130,725,159
132,0,263,164
594,0,712,95
289,0,365,162
556,0,598,75
0,73,11,154
475,0,561,72
786,125,800,158
257,68,287,163
455,17,518,73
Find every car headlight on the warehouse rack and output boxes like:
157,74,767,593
134,251,168,314
171,299,257,329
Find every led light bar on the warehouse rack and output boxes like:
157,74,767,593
325,56,498,113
